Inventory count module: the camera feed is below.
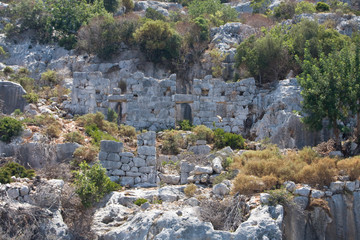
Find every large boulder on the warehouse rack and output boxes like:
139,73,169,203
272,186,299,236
0,81,27,114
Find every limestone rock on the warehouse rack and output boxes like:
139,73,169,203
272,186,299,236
212,157,223,174
212,183,230,196
330,181,345,193
0,81,27,114
159,173,180,185
311,190,325,199
100,141,123,153
191,166,213,175
294,186,311,197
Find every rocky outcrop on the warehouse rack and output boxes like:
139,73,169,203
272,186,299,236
0,81,27,114
0,178,70,240
93,188,283,240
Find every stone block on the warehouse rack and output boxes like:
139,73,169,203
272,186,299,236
191,166,213,175
138,146,156,156
213,183,230,197
293,196,309,210
212,157,223,174
311,190,325,199
133,157,146,167
121,177,135,187
98,151,108,161
107,153,120,162
159,173,180,185
294,186,311,197
100,140,123,153
330,181,345,192
130,167,138,172
283,181,296,193
112,169,125,176
120,152,135,158
7,188,19,199
121,164,131,171
260,193,271,205
110,176,120,182
121,157,131,164
345,181,356,192
146,156,156,166
126,171,142,177
101,161,122,170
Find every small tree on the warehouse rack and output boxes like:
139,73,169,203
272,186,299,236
133,20,181,63
298,44,352,148
0,117,23,143
73,161,120,207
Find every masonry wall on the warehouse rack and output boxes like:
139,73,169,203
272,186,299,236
99,131,157,187
70,71,257,134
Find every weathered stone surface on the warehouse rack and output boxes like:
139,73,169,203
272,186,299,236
133,157,146,167
188,145,211,155
107,153,120,162
330,181,345,193
185,197,200,206
137,146,156,156
19,185,29,196
212,183,230,196
158,186,184,202
311,190,325,199
293,196,309,210
295,186,311,197
100,141,123,153
260,193,271,205
99,151,108,161
56,143,81,161
121,177,134,187
159,173,180,185
284,181,296,193
7,188,19,199
212,157,223,174
191,166,213,175
345,181,356,192
0,81,27,114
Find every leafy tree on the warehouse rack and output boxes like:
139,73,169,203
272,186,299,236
133,20,181,62
145,8,166,21
350,34,360,136
298,45,353,148
74,161,120,207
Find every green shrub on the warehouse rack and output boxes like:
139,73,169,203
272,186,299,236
0,117,23,143
73,145,99,164
273,1,296,20
119,124,136,138
161,130,184,155
13,109,22,116
3,66,14,75
188,0,237,26
251,0,271,14
295,1,316,14
223,157,233,170
107,108,118,123
0,47,6,57
193,125,214,143
41,70,59,85
134,198,148,206
193,17,210,42
104,0,120,13
214,128,244,150
122,0,134,13
145,8,166,21
0,162,35,184
133,20,181,63
45,123,62,138
85,124,118,146
184,183,197,197
77,112,119,136
23,92,39,104
73,161,120,207
64,131,85,144
179,120,193,131
212,170,237,185
266,188,293,206
316,2,330,12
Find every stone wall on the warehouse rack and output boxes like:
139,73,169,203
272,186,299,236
69,71,256,133
99,131,157,187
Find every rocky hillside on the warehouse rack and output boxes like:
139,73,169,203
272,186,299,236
1,0,360,239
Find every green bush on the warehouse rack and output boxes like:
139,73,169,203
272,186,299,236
134,198,148,206
161,130,184,155
107,108,118,123
188,0,237,26
266,188,293,206
119,124,136,138
316,2,330,12
193,17,210,42
122,0,134,13
250,0,271,14
0,117,23,143
3,66,14,75
73,145,99,164
179,120,193,131
145,8,166,21
104,0,120,13
64,131,85,144
214,128,244,149
134,20,181,63
23,92,39,104
295,1,316,14
273,1,296,20
74,161,120,207
193,125,214,143
0,162,35,184
85,124,118,146
41,70,59,85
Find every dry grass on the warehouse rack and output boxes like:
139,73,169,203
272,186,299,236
231,145,338,194
184,183,197,197
308,198,331,215
337,156,360,180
